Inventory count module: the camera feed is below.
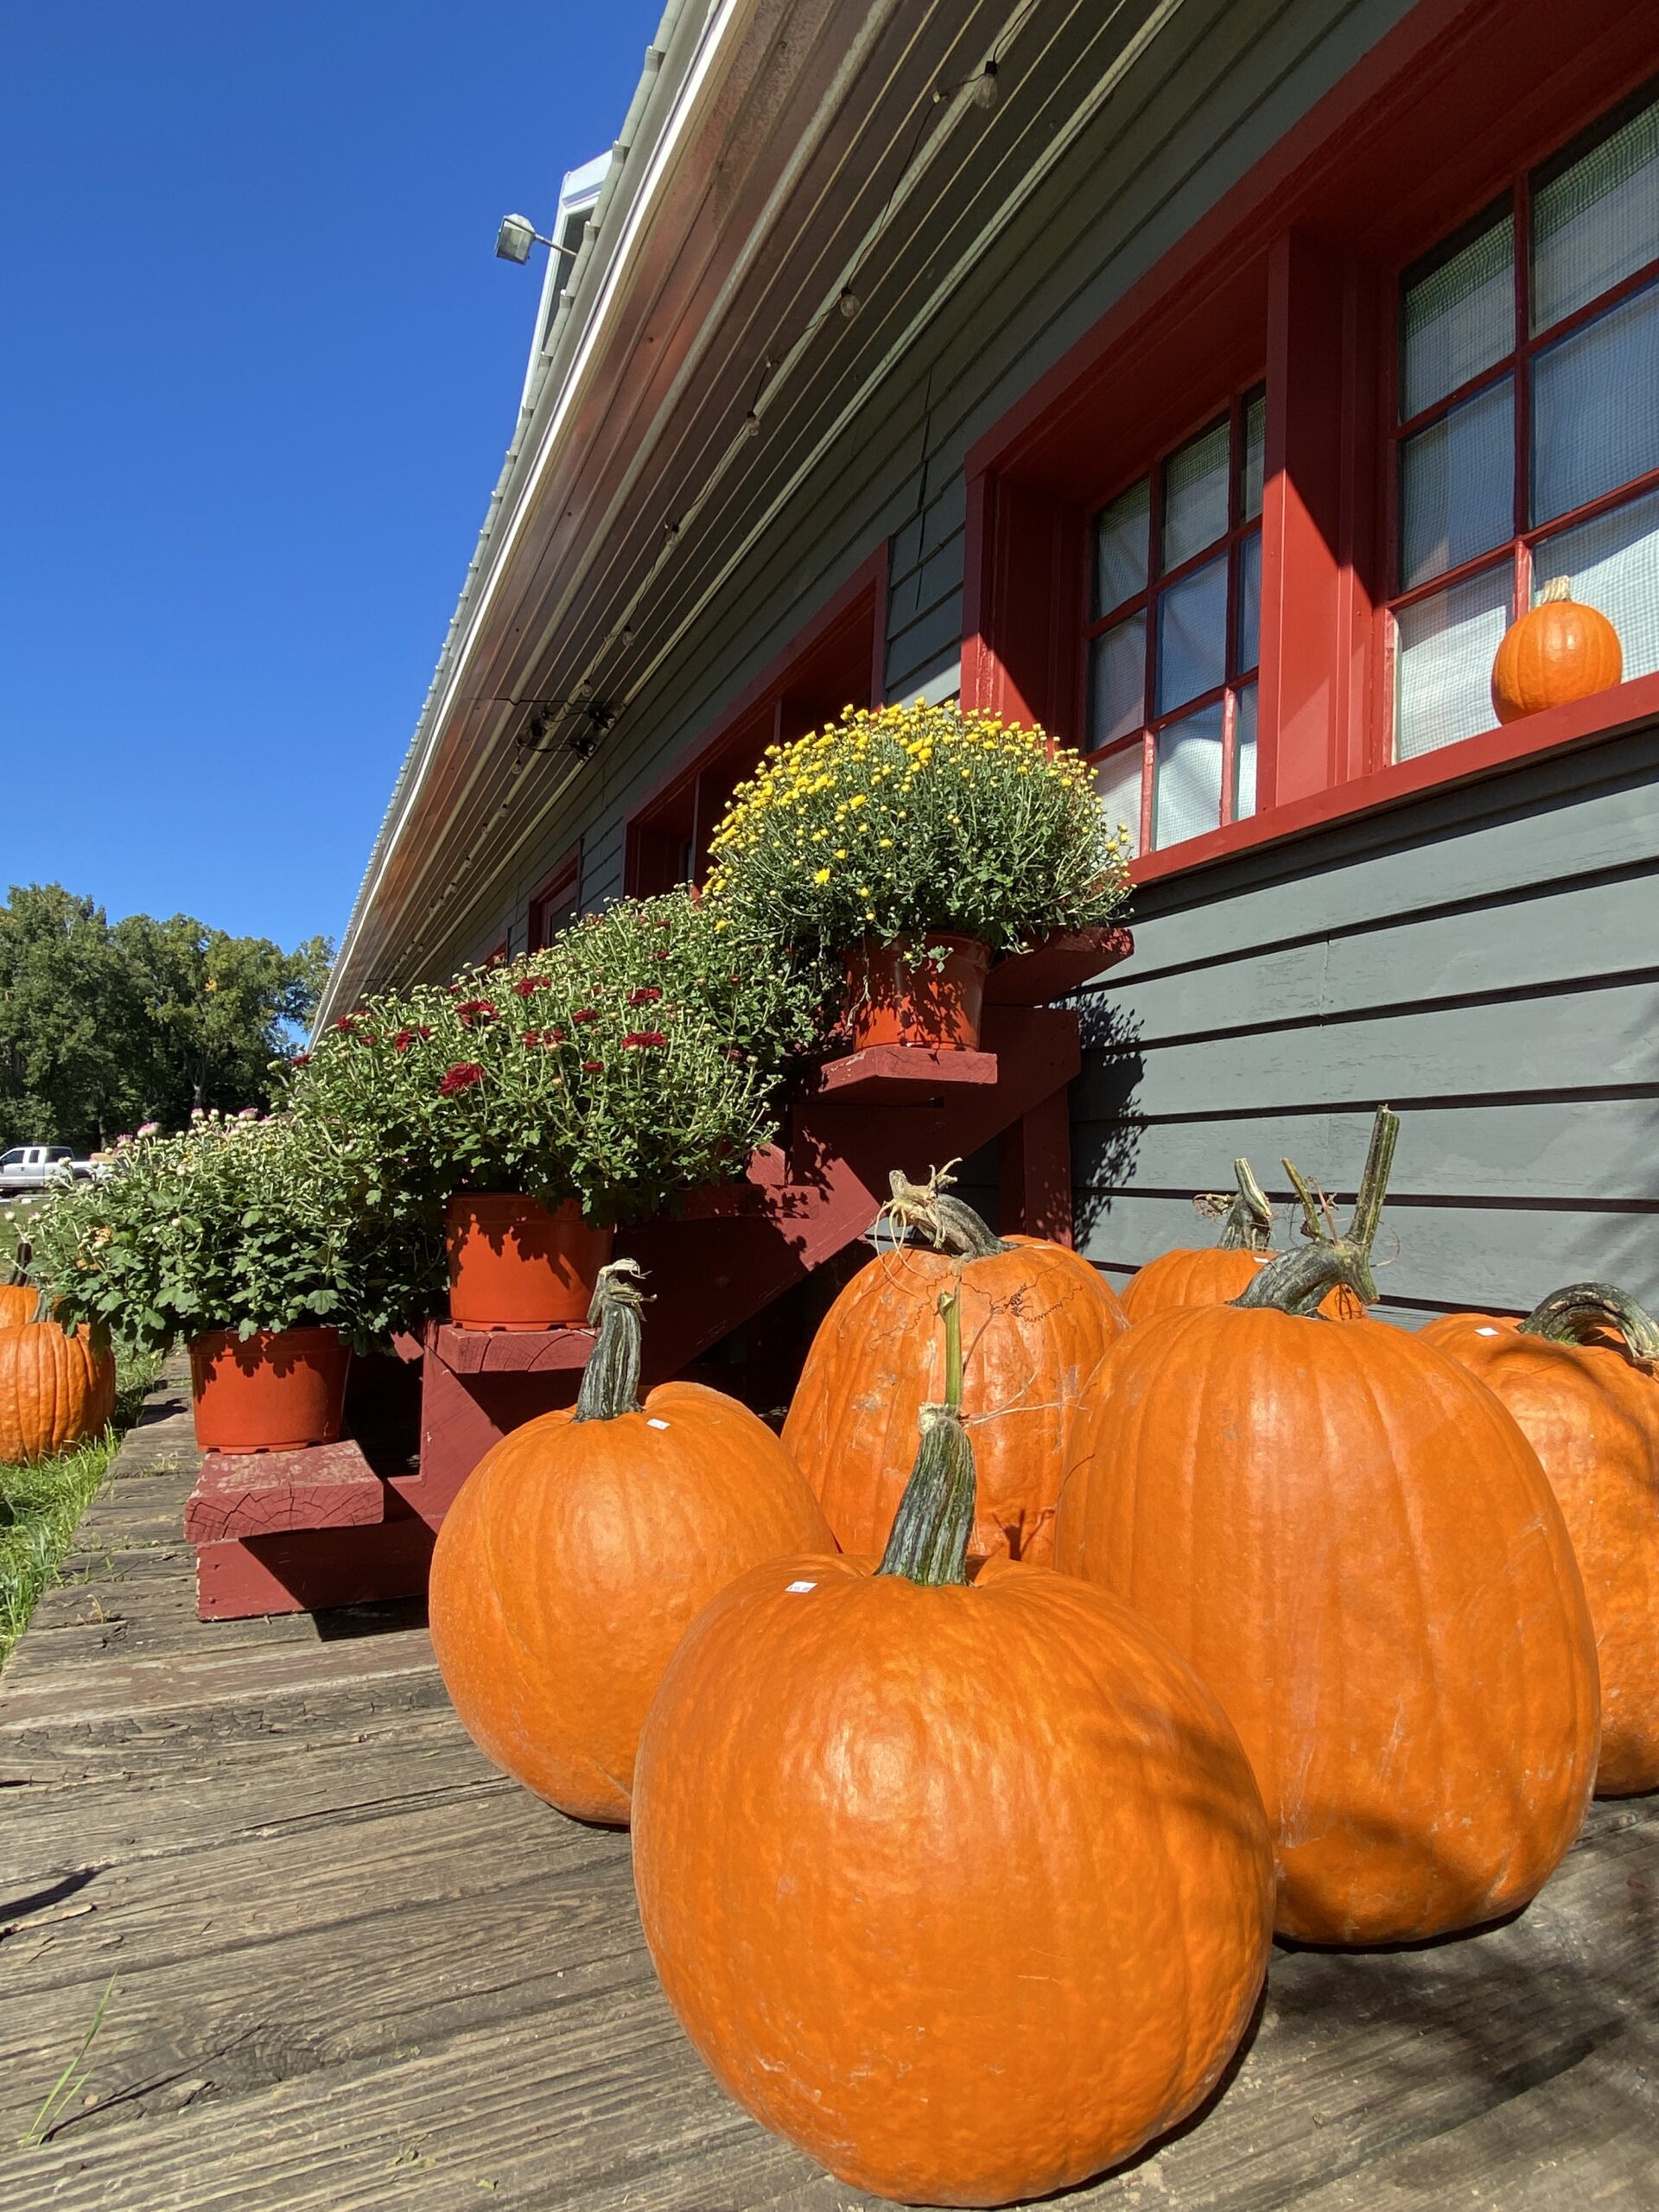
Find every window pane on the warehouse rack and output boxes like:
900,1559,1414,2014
1156,550,1229,713
1161,419,1230,569
1533,95,1659,332
1530,280,1659,525
1402,213,1515,419
1093,742,1144,861
1236,529,1262,674
1093,478,1150,618
1400,375,1514,589
1535,481,1659,682
1240,389,1266,521
1233,683,1258,822
1394,563,1514,760
1153,704,1224,849
1087,613,1147,747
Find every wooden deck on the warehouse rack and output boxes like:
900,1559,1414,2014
3,1370,1658,2210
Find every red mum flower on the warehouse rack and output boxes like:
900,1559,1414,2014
392,1025,432,1052
627,986,663,1006
454,999,498,1027
521,1031,540,1047
582,1058,604,1074
438,1062,486,1095
512,975,551,998
573,1006,601,1024
544,1026,565,1045
333,1014,358,1032
622,1030,667,1050
291,1052,312,1066
652,949,670,962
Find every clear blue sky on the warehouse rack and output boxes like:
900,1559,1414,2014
3,2,664,957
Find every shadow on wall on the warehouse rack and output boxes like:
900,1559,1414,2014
1071,995,1145,1253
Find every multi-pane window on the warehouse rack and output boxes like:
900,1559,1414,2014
1392,89,1659,758
1085,390,1264,857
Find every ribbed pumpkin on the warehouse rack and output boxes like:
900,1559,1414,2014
782,1164,1128,1566
1423,1282,1659,1797
635,1290,1273,2209
429,1260,832,1825
1122,1154,1365,1323
1055,1109,1599,1945
1491,575,1621,723
0,1319,117,1464
0,1284,41,1328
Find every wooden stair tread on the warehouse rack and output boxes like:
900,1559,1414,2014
982,925,1134,1006
802,1044,999,1103
185,1441,388,1541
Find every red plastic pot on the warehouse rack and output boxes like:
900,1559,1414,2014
843,933,990,1051
446,1192,613,1331
189,1326,352,1453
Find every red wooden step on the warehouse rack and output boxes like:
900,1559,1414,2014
185,1440,389,1542
424,1319,594,1374
983,926,1135,1006
804,1045,998,1104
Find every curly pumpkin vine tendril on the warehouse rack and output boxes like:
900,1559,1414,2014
880,1159,1010,1260
1519,1281,1659,1363
574,1258,652,1422
1233,1105,1400,1319
877,1286,977,1588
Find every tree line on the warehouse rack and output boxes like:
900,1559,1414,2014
0,884,331,1153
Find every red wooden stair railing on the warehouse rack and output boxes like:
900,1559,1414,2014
187,931,1130,1618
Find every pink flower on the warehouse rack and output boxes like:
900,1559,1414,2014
622,1030,667,1050
438,1062,486,1096
238,1107,258,1120
627,986,663,1006
137,1121,160,1137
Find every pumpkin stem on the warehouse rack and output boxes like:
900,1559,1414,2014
1211,1158,1274,1251
1537,575,1573,605
574,1259,650,1421
881,1161,1009,1259
877,1287,976,1587
1236,1106,1398,1316
1519,1281,1659,1363
1282,1158,1338,1247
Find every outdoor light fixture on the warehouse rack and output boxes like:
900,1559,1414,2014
495,213,582,265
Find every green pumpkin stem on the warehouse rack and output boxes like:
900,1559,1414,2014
574,1259,649,1421
1216,1158,1274,1251
1519,1281,1659,1362
877,1287,976,1587
1236,1105,1398,1317
881,1161,1009,1259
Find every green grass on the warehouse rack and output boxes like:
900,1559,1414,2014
0,1344,162,1669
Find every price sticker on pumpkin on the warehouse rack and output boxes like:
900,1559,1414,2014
785,1580,817,1594
646,1417,671,1429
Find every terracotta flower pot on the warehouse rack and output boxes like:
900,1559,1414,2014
446,1192,613,1331
189,1327,352,1453
843,933,990,1051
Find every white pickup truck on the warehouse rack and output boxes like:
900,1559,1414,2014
0,1145,101,1196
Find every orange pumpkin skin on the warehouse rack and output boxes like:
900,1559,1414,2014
429,1379,833,1824
0,1284,40,1329
1056,1307,1599,1943
633,1553,1274,2207
1491,582,1621,723
1122,1248,1363,1322
783,1236,1128,1566
1422,1309,1659,1796
0,1320,117,1464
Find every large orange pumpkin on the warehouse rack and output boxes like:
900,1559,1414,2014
1055,1109,1599,1945
782,1165,1128,1565
0,1284,41,1328
1491,575,1621,723
429,1259,832,1825
1122,1154,1365,1323
634,1290,1273,2208
1423,1281,1659,1797
0,1319,117,1464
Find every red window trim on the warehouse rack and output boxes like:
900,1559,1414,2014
526,846,582,952
961,0,1659,884
625,546,887,895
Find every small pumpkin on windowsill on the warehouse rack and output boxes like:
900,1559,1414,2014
1491,575,1622,723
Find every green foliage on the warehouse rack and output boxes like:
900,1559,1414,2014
0,1340,160,1669
284,888,829,1234
25,1111,442,1353
0,882,331,1152
705,701,1132,956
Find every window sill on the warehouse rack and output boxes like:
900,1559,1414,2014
1130,670,1659,887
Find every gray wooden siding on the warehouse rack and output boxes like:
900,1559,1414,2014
1073,725,1659,1324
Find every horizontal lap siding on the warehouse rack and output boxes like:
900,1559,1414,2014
1077,727,1659,1321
